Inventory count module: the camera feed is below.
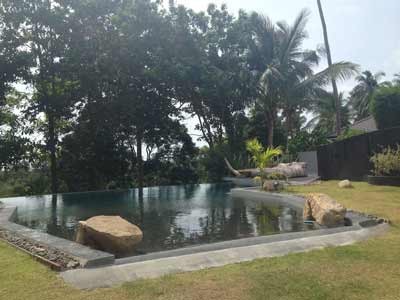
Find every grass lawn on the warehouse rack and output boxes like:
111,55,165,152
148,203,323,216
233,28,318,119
1,181,400,300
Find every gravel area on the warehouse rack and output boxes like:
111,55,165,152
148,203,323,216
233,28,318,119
0,226,80,270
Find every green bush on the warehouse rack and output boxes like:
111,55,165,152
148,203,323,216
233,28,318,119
371,86,400,129
288,128,329,157
197,145,228,183
337,128,364,140
0,169,52,197
370,145,400,176
266,172,287,181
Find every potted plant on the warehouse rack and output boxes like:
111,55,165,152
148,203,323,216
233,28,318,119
368,145,400,186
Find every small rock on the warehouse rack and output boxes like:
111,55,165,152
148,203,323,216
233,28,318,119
33,246,46,253
262,181,284,192
66,261,80,269
338,180,352,188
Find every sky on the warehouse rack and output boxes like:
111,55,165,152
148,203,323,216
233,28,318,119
177,0,400,144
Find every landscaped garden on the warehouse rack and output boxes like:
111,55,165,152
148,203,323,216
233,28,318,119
1,0,400,298
1,181,399,299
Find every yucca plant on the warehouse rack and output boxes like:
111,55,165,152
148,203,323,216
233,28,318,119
246,138,282,187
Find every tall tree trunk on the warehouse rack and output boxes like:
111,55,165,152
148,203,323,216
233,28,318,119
136,128,144,190
48,112,58,194
317,0,341,135
267,118,274,147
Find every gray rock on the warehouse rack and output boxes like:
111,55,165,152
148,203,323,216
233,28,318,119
67,261,80,269
338,180,353,188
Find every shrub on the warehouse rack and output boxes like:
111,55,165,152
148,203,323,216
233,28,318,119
266,172,287,181
370,145,400,176
0,169,52,197
197,145,227,182
287,128,329,157
337,128,364,140
371,86,400,129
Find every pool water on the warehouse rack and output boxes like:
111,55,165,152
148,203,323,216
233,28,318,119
4,183,313,256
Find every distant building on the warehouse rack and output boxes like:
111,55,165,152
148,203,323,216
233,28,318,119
350,115,377,133
326,115,378,140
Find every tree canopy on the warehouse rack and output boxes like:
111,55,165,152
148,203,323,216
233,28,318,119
0,0,367,195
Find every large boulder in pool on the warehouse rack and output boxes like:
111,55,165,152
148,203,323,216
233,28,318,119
303,193,346,227
76,216,143,256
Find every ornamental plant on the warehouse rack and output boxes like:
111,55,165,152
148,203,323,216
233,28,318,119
246,138,282,186
370,145,400,176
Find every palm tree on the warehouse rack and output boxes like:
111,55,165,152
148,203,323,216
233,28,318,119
316,0,342,135
349,70,386,120
307,89,350,134
250,10,357,146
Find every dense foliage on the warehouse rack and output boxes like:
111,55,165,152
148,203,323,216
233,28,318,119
371,86,400,130
287,128,328,156
370,145,400,176
337,128,365,141
0,0,395,196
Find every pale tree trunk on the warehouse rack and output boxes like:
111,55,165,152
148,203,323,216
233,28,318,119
267,118,274,147
48,112,58,194
317,0,341,135
136,128,144,190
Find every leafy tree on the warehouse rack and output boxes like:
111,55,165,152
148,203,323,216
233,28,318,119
0,91,30,168
307,89,350,134
371,86,400,129
350,70,386,120
246,104,287,148
287,127,328,156
1,0,80,194
0,11,30,103
170,4,255,152
110,0,180,189
59,100,130,192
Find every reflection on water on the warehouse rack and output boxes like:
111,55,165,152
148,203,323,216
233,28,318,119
4,183,313,255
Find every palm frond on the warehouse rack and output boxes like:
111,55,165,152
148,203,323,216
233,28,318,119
277,9,310,65
296,61,359,90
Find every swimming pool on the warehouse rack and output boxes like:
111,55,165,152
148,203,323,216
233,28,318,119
4,183,313,256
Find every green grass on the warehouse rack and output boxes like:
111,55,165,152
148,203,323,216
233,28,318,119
1,181,400,300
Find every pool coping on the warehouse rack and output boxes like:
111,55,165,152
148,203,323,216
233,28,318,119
0,205,115,268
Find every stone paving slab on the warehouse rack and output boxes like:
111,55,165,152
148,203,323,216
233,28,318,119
60,223,389,289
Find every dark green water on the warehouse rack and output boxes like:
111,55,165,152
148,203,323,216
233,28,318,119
4,183,312,255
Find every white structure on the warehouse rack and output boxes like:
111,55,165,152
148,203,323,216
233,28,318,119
350,115,378,133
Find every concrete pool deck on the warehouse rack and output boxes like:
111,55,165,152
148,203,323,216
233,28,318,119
0,188,390,289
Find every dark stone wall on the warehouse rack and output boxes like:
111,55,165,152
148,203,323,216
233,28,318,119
317,127,400,180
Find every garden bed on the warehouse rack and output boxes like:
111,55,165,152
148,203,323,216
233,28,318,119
0,228,80,271
367,175,400,187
